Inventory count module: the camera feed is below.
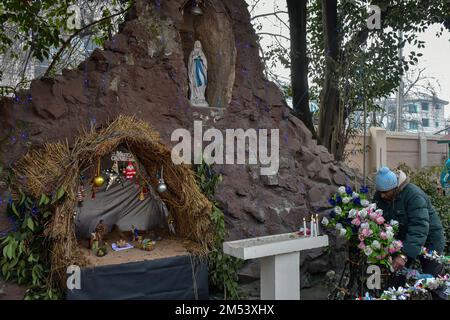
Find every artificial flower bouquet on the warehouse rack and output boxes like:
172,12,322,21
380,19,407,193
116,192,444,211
322,186,403,271
356,274,450,300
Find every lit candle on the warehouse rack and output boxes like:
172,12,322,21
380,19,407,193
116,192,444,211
303,218,307,237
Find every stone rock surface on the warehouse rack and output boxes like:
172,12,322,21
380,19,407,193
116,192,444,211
0,0,362,279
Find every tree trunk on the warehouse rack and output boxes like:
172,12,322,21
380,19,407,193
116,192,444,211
287,0,316,138
319,0,342,160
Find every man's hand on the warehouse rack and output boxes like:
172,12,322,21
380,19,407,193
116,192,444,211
393,256,407,271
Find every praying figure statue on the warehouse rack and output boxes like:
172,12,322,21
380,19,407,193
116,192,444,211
188,40,209,107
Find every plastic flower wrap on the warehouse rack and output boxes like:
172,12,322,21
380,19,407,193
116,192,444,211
323,186,402,270
420,247,450,265
357,274,450,300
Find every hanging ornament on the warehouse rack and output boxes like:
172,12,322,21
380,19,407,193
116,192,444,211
157,166,167,193
123,161,136,180
93,158,105,187
139,187,145,201
105,169,118,191
77,184,85,207
93,175,105,187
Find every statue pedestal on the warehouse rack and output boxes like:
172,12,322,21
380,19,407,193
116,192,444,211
190,100,209,108
223,232,329,300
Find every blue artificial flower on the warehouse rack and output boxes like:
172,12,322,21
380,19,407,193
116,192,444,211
336,195,342,204
330,211,336,218
345,186,353,195
31,205,39,217
328,198,336,206
360,186,369,194
353,197,361,206
351,225,358,233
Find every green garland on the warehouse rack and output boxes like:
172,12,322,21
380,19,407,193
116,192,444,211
0,186,65,300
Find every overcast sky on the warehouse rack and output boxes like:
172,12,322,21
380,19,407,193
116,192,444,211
250,0,450,119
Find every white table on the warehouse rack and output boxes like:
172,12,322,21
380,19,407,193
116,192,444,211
223,232,329,300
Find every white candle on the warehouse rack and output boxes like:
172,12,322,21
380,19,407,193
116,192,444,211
303,218,307,237
315,214,319,236
310,216,314,237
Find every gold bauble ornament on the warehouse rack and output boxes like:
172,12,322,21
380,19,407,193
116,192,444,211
93,175,105,187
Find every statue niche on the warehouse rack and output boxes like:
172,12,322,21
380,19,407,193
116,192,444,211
179,0,236,108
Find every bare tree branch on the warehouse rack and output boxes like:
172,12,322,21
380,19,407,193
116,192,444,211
44,4,132,77
256,32,290,41
251,11,288,20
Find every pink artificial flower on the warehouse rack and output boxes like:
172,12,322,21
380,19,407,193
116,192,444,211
358,234,365,242
375,216,385,225
393,240,403,249
369,212,379,221
351,218,361,227
380,232,388,240
361,228,373,238
358,242,366,250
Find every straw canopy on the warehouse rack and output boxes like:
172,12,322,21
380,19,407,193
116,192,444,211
10,115,213,287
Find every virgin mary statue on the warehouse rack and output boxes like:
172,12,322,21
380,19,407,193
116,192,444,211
188,40,209,107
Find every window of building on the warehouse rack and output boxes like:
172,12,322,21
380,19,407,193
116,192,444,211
409,121,418,130
408,104,417,113
422,119,429,127
421,102,429,111
436,104,442,110
436,122,440,127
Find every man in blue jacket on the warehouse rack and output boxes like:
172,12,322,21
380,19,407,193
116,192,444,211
373,167,446,276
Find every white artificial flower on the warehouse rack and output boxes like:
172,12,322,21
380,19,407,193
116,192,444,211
425,278,439,290
334,206,342,215
338,186,346,194
371,240,381,250
390,220,399,227
359,209,368,219
335,223,343,230
352,192,360,199
385,225,393,233
342,197,351,204
386,230,394,240
360,222,370,229
339,228,347,237
364,246,373,256
361,199,370,207
348,209,357,219
369,203,377,211
322,217,329,226
375,209,383,216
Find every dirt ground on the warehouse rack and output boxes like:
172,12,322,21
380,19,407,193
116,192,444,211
0,280,27,300
79,230,192,267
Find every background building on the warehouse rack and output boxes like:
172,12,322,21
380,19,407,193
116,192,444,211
380,94,448,134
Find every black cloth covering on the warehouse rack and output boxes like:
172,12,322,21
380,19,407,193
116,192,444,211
66,255,209,300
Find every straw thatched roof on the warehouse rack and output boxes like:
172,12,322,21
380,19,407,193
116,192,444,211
10,115,213,287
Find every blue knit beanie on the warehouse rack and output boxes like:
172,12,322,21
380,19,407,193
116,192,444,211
376,167,398,192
